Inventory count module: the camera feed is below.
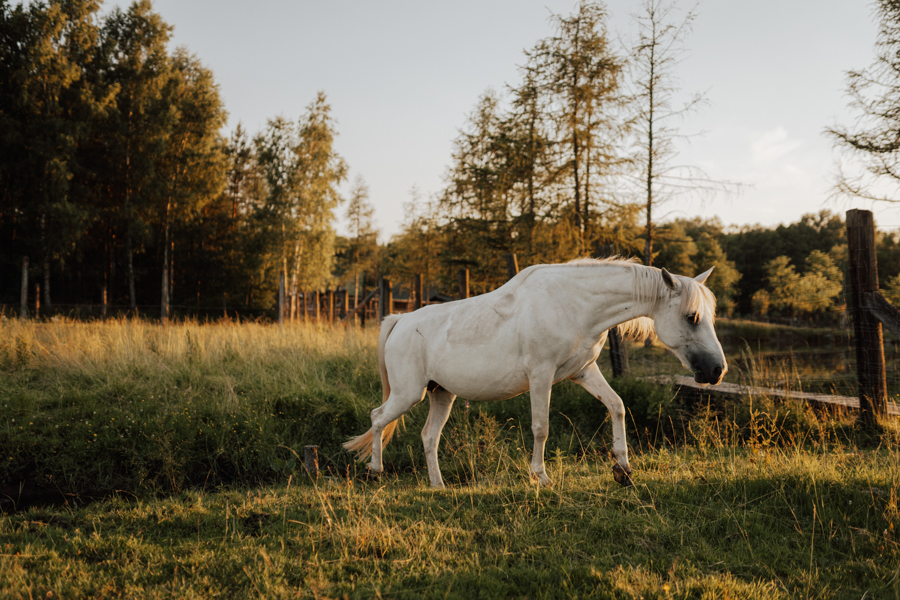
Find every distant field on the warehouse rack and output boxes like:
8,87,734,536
1,318,898,598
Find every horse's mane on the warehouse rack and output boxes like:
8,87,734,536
563,256,717,340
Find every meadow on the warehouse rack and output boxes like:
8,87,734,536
1,317,898,598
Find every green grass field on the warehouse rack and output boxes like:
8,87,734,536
1,318,899,598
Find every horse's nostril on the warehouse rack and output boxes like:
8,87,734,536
712,366,723,382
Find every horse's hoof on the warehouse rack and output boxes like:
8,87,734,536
612,463,633,487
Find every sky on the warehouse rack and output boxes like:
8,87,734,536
104,0,900,239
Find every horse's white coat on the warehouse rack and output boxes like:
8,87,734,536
344,258,726,488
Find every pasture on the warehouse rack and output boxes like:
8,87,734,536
1,318,899,598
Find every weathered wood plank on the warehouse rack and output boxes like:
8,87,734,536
651,375,900,416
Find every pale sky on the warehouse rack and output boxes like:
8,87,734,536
107,0,900,238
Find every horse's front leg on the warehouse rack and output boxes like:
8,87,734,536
571,362,633,487
528,373,554,485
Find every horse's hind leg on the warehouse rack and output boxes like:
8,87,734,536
421,388,456,488
369,387,426,474
528,372,554,485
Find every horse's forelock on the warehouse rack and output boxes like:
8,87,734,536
681,277,717,323
632,265,717,323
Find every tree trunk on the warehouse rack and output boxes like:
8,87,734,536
40,211,51,308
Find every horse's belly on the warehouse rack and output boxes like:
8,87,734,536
431,356,530,402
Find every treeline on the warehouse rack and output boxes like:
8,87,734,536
1,0,347,315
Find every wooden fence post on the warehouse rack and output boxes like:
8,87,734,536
20,257,28,319
505,254,519,280
161,266,170,323
380,277,392,320
608,330,629,378
846,209,888,426
338,289,349,320
304,445,319,479
414,274,423,310
593,247,628,377
325,290,334,322
289,285,296,322
278,271,285,327
458,269,469,300
359,278,367,327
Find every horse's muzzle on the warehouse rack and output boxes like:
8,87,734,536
693,363,725,385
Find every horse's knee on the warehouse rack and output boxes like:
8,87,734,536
531,423,549,442
421,429,437,451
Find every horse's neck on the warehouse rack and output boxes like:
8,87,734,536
560,264,655,334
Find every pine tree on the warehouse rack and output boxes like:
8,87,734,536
535,0,623,250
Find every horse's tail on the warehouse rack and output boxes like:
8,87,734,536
343,314,403,461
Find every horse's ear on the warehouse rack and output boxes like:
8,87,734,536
694,266,715,285
661,268,678,291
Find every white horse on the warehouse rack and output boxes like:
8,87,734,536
344,258,726,488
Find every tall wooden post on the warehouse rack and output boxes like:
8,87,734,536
161,267,169,323
304,445,319,479
360,278,367,327
414,274,423,310
278,270,285,327
505,254,519,280
20,257,28,319
338,289,349,320
325,290,334,322
846,209,888,426
458,269,469,300
380,277,392,321
608,330,629,378
593,246,628,377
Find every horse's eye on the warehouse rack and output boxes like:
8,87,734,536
685,313,698,324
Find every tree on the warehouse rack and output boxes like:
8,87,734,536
536,0,624,250
629,0,706,265
794,250,843,316
387,186,446,293
255,93,347,296
628,0,724,266
219,123,270,306
760,256,801,315
155,48,227,320
96,0,173,309
828,0,900,203
342,175,379,303
693,234,740,316
754,252,842,319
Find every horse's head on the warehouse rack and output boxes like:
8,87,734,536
650,267,727,385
